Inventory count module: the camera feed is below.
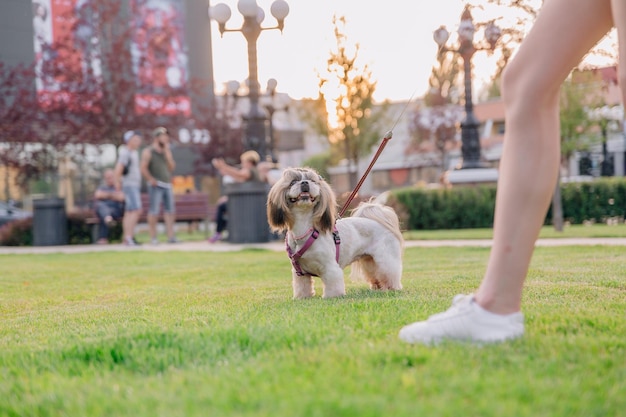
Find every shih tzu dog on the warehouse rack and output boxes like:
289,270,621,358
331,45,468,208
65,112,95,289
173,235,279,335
267,167,404,299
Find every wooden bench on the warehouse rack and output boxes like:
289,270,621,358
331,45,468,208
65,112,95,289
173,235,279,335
136,193,215,224
86,192,216,241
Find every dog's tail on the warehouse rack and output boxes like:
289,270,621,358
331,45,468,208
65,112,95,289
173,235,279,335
350,195,404,245
349,196,404,287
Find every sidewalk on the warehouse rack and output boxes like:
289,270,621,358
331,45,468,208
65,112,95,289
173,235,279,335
1,238,626,255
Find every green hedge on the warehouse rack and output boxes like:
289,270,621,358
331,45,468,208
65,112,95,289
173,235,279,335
390,178,626,230
550,178,626,224
390,186,496,230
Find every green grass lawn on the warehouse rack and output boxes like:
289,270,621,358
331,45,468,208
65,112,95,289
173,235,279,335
134,223,626,245
404,223,626,240
0,246,624,416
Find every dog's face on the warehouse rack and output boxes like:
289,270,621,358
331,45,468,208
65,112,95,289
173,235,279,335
267,167,337,233
285,169,322,206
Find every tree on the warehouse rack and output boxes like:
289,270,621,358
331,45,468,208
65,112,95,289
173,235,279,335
2,0,164,196
297,94,330,140
480,1,560,101
1,0,241,201
408,99,463,174
407,48,463,174
0,62,37,200
318,15,385,189
550,72,603,231
425,43,463,107
190,95,244,175
0,60,88,197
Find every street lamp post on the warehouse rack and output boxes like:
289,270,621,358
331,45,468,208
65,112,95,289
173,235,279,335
262,78,289,161
434,5,501,169
209,0,289,159
586,105,623,177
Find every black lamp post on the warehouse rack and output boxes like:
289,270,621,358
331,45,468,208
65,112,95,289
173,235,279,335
209,0,289,159
586,105,622,177
434,6,501,169
262,78,289,161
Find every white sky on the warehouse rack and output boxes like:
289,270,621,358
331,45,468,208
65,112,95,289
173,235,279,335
208,0,617,102
208,0,531,102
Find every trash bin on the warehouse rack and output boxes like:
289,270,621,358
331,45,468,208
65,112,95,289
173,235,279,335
225,182,270,243
33,197,68,246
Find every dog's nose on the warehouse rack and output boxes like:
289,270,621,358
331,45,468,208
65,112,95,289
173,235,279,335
301,181,309,192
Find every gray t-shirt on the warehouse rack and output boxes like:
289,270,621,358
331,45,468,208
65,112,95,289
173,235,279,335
117,146,141,187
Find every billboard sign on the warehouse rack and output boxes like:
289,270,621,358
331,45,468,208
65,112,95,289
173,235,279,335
31,0,190,116
31,0,102,111
130,0,191,116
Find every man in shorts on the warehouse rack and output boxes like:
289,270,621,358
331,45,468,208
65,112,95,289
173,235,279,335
140,126,178,244
115,130,143,246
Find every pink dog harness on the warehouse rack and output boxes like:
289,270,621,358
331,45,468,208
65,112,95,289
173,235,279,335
286,227,341,276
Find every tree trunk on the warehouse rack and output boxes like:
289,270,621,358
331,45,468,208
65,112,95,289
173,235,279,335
551,175,564,232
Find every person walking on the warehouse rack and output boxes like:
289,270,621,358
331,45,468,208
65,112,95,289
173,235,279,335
115,130,142,246
399,0,625,345
140,126,178,244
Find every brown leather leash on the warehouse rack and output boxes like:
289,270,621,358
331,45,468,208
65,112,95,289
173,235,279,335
338,130,393,217
336,87,418,218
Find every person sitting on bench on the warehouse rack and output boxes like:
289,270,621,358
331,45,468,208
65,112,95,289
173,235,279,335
209,150,262,243
93,169,125,244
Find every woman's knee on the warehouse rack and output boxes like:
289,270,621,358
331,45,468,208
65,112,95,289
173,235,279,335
501,63,559,110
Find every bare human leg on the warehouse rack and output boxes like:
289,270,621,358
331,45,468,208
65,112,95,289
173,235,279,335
148,214,158,242
400,0,614,345
164,212,176,242
475,0,613,314
611,0,626,105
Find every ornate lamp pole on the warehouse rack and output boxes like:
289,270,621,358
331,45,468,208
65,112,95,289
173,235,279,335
434,5,501,169
209,0,289,159
586,105,623,176
262,78,289,161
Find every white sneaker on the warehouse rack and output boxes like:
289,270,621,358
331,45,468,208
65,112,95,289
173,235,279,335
399,294,524,345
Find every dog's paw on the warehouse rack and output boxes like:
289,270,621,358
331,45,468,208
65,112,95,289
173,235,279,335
322,289,346,298
293,288,315,299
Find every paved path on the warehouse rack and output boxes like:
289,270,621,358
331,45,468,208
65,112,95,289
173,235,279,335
1,238,625,255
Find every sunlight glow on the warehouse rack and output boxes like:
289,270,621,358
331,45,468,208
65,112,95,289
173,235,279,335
209,0,616,102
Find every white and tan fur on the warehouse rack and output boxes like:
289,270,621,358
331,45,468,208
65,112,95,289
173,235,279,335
267,167,404,299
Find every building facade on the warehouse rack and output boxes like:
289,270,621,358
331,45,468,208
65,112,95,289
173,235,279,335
1,0,218,202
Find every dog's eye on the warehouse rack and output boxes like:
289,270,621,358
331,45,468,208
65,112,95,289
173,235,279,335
289,180,297,186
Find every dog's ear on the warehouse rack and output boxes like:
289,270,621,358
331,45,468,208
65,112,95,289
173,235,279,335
267,181,291,232
313,177,337,233
318,205,334,232
267,204,287,232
